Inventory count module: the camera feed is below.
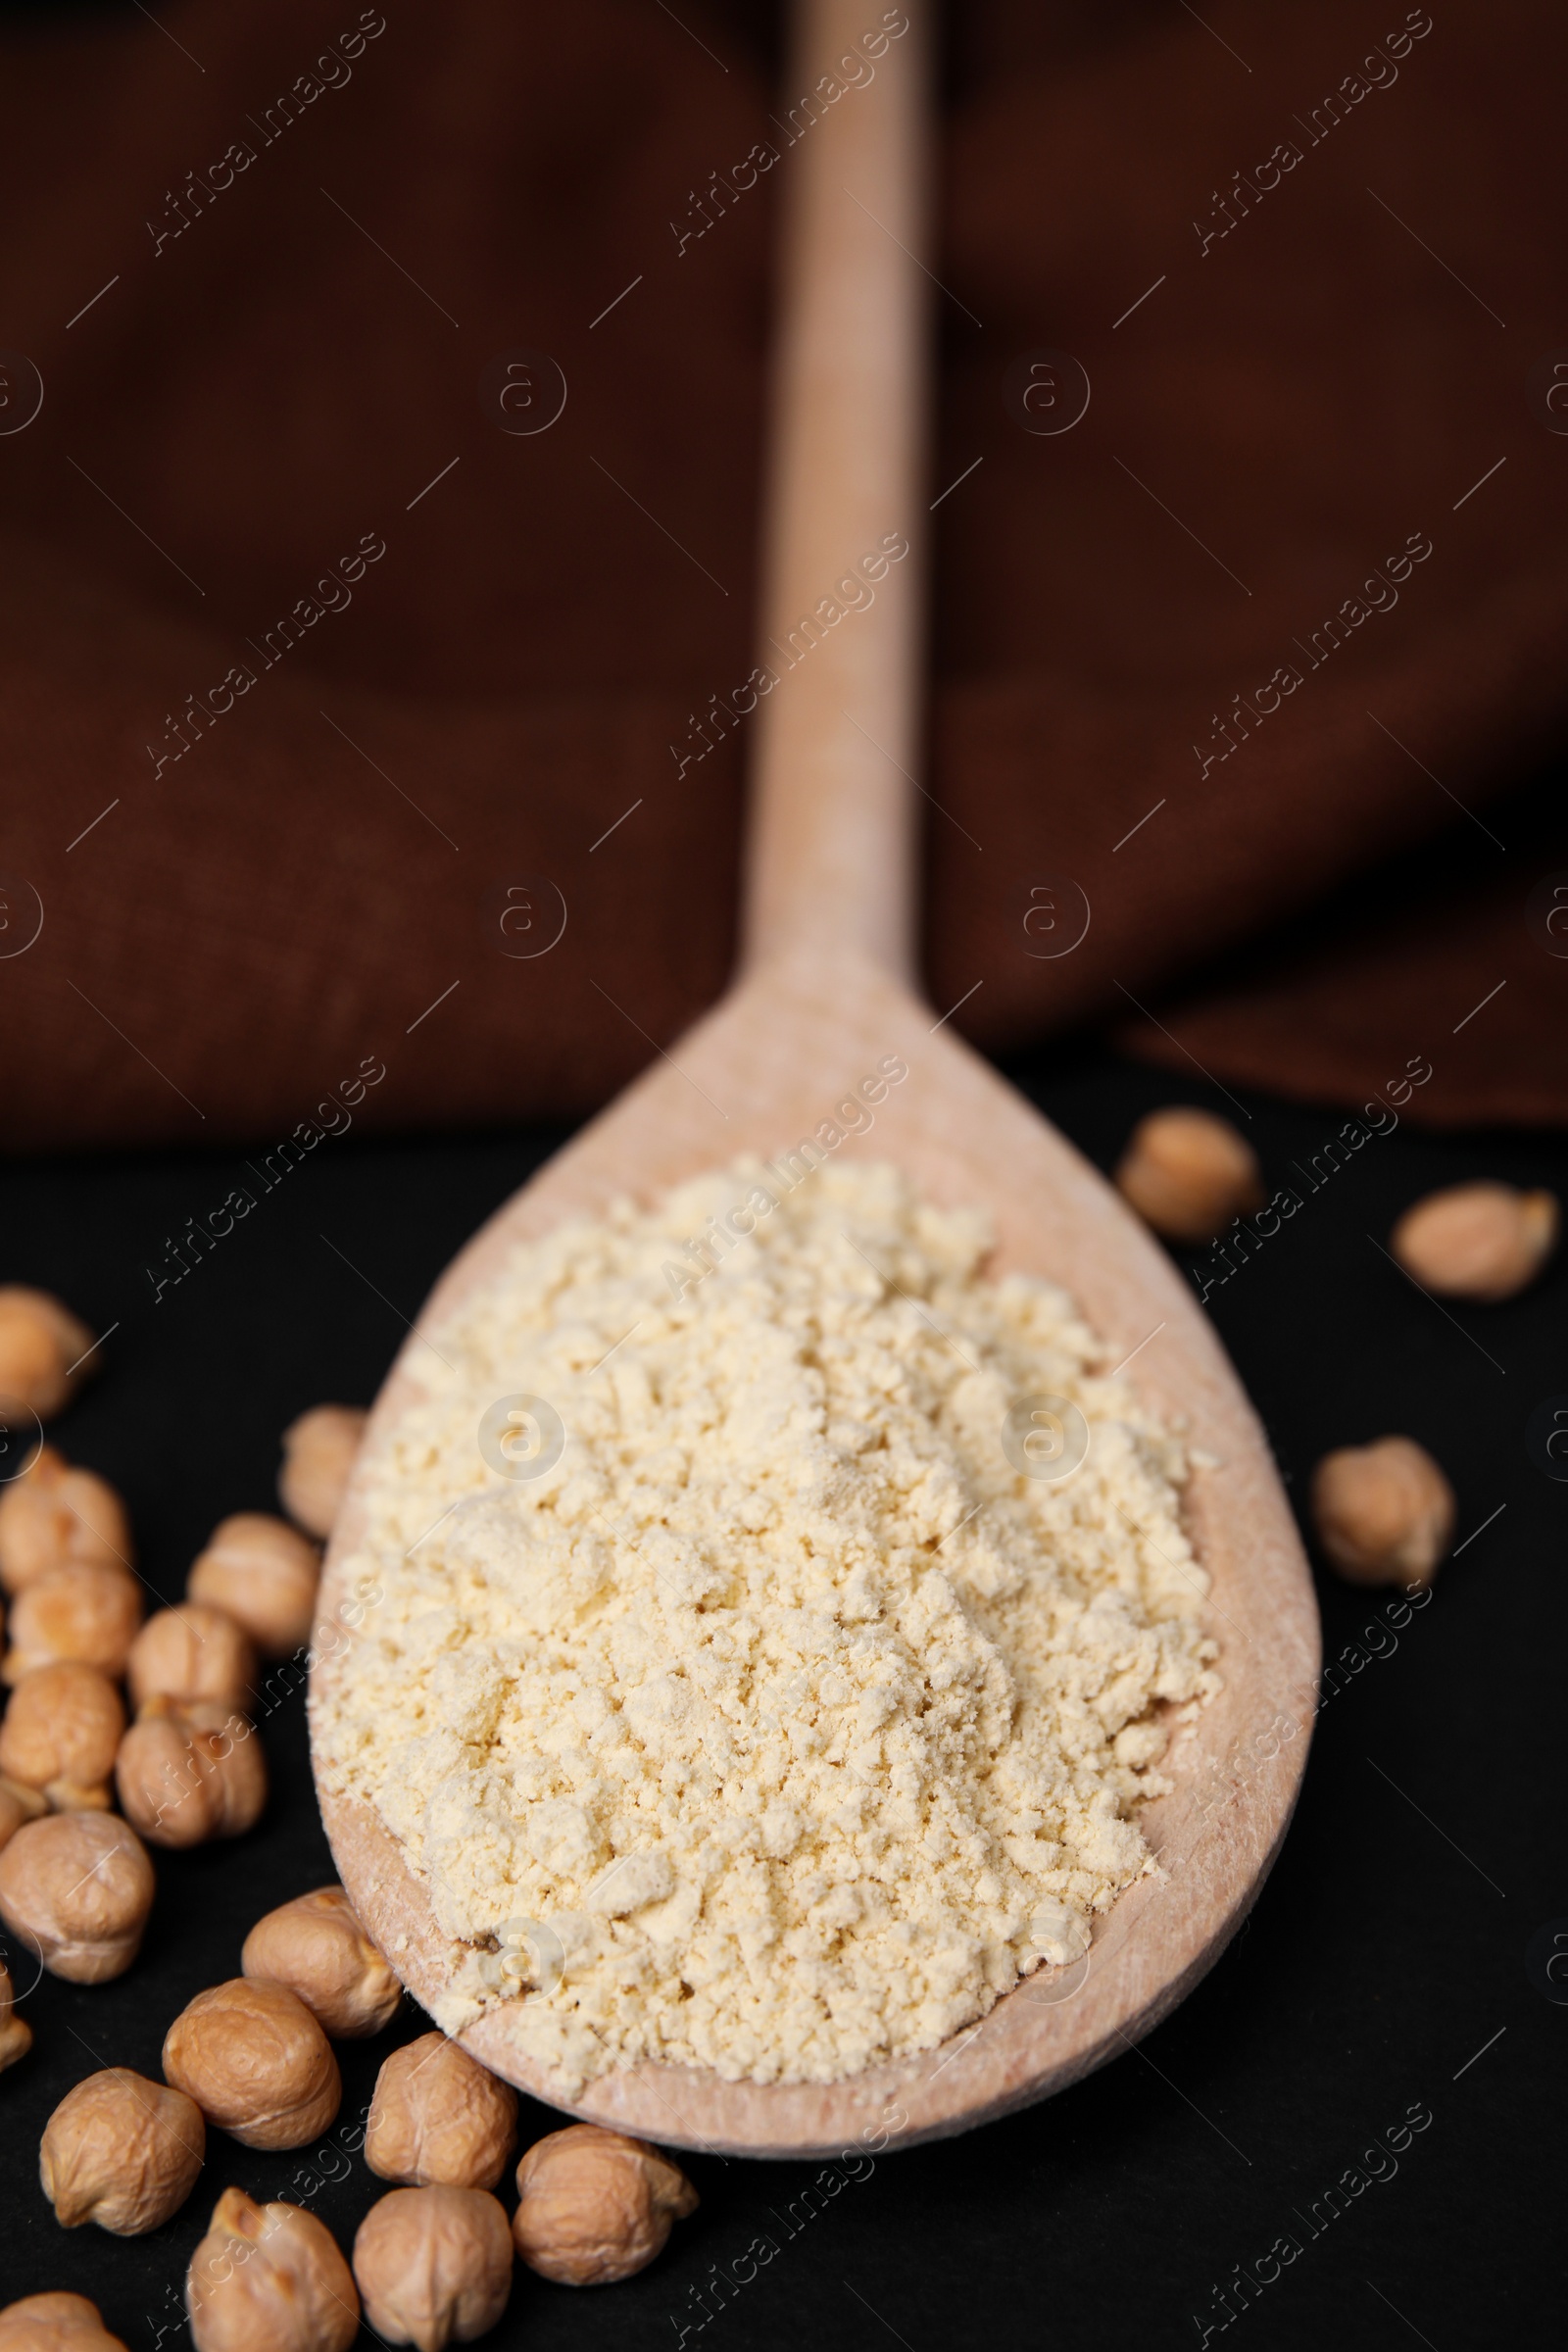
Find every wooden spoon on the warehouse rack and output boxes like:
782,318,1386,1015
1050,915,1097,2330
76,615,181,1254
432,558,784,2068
311,0,1318,2159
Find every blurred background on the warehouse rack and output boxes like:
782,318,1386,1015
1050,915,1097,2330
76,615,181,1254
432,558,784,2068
2,0,1565,1152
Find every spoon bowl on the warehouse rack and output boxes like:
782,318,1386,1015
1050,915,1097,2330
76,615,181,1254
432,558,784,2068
312,950,1317,2156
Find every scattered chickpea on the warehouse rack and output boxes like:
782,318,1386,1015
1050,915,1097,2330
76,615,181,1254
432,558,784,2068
0,1952,32,2074
278,1406,368,1541
353,2185,513,2350
1391,1180,1558,1301
126,1604,258,1715
187,1515,320,1660
1310,1437,1455,1587
0,2294,128,2351
0,1774,47,1849
0,1812,155,1983
163,1978,341,2150
40,2068,205,2234
242,1886,400,2038
513,2123,698,2285
1114,1106,1266,1245
116,1700,267,1849
0,1447,133,1595
0,1662,125,1810
186,2188,359,2352
2,1562,143,1683
0,1289,97,1421
365,2034,517,2191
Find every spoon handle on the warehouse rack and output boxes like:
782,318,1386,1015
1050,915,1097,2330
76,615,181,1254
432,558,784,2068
740,0,931,989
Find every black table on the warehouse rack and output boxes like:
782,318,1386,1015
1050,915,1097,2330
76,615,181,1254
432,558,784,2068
1,1047,1558,2350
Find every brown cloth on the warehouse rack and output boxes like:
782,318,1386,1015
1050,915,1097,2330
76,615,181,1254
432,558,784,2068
2,0,1564,1153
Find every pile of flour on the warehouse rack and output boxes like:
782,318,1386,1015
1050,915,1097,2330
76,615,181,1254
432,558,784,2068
314,1160,1217,2089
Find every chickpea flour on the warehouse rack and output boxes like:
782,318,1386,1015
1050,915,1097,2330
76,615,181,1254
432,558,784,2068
315,1162,1217,2090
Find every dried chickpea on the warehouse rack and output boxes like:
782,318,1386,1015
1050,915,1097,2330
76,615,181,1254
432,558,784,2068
0,1812,155,1982
0,1774,47,1849
0,2295,127,2352
366,2034,517,2190
2,1562,142,1683
242,1886,400,2038
127,1604,257,1715
1114,1106,1265,1245
41,2068,205,2233
1391,1180,1558,1301
164,1978,341,2150
186,2188,359,2352
278,1406,367,1540
116,1700,267,1849
0,1289,96,1421
0,1447,132,1594
187,1515,320,1659
1310,1437,1455,1587
0,1662,125,1810
354,2185,513,2350
513,2122,698,2285
0,1952,32,2074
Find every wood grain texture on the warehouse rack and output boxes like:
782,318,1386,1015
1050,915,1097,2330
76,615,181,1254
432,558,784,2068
309,0,1318,2158
741,0,928,980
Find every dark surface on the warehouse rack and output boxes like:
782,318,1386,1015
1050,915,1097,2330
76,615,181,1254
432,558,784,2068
0,1047,1559,2350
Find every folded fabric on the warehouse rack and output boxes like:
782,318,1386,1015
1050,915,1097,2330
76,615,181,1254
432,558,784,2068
1,0,1562,1152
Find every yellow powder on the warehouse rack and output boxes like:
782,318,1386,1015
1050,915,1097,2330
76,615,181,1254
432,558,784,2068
314,1160,1217,2090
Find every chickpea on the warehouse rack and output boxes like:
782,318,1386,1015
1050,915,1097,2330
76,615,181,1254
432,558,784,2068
126,1604,257,1715
365,2034,517,2190
278,1406,367,1540
116,1700,267,1849
0,1774,47,1849
513,2123,698,2285
2,1562,143,1683
0,1952,32,2074
0,1662,125,1810
0,1289,96,1421
241,1886,400,2038
0,1812,155,1983
0,1447,132,1594
187,1516,320,1660
163,1978,341,2150
40,2068,205,2233
353,2186,513,2350
0,2295,127,2352
1310,1437,1455,1587
1114,1106,1265,1245
186,2188,359,2352
1391,1180,1558,1301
